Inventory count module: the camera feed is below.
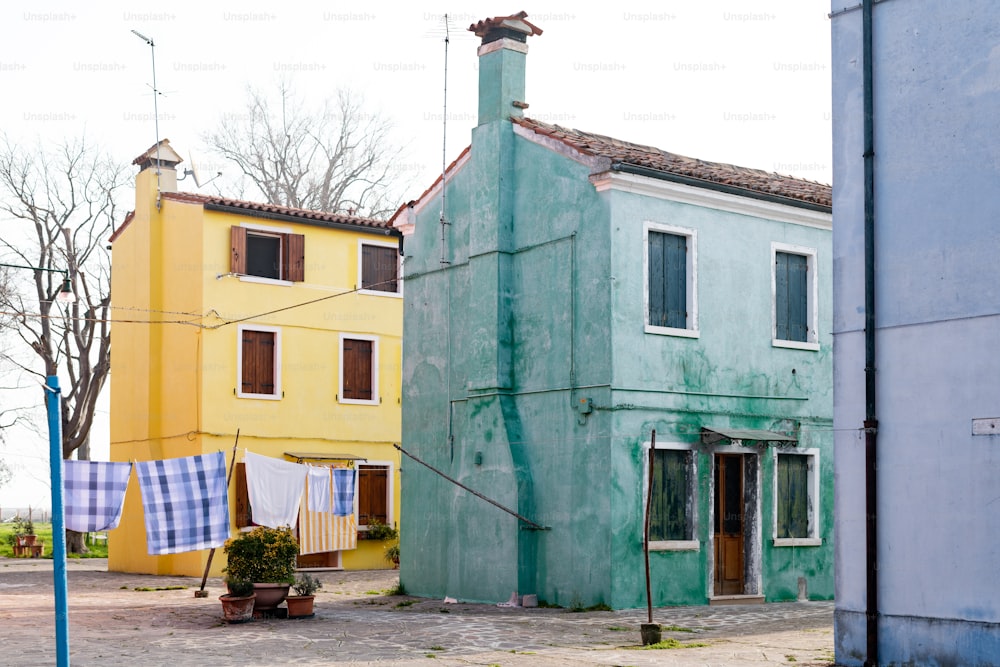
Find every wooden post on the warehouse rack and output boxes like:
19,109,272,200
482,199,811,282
195,430,240,597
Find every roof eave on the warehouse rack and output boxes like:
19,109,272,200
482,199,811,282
610,162,832,214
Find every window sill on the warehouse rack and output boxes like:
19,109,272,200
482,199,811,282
772,537,822,547
772,339,820,352
238,275,293,287
358,288,403,298
338,397,379,406
236,392,282,401
645,324,700,339
648,540,700,552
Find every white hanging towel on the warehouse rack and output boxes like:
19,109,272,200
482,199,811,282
244,450,307,528
307,465,332,513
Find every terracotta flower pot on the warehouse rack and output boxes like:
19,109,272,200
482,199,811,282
286,595,315,618
220,593,256,624
252,583,290,613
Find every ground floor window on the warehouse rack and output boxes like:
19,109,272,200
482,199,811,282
773,449,820,546
648,447,697,548
357,464,390,529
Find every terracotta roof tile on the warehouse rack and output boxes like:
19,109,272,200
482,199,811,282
512,117,831,209
468,11,543,39
159,192,393,230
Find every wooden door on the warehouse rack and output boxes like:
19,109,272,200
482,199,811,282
714,454,745,595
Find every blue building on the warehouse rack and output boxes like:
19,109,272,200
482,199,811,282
393,11,833,609
832,0,1000,663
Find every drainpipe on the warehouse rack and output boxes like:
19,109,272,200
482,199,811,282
862,0,879,665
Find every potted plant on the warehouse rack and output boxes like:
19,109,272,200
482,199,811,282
223,526,299,614
11,515,36,545
219,579,256,624
385,544,400,569
286,572,322,618
363,519,398,541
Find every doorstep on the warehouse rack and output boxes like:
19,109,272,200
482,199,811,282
709,594,765,606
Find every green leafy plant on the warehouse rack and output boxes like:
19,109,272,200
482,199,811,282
6,516,35,545
224,579,255,598
223,526,299,584
385,544,400,566
364,519,398,541
292,572,322,596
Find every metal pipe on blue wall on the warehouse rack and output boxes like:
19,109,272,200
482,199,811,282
46,375,70,666
862,0,879,664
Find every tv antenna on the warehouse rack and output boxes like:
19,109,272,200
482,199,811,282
131,29,163,208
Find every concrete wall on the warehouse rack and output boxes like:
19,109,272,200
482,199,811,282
832,1,1000,663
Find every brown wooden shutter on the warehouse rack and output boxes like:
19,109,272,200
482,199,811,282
231,226,247,275
284,233,305,282
362,244,398,292
358,467,388,525
342,338,373,400
242,330,276,395
234,462,252,527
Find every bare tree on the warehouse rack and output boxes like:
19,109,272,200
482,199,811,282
0,135,128,552
204,82,406,219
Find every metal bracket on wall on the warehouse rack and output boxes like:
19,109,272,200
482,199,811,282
575,397,593,425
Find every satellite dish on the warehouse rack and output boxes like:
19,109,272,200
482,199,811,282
179,151,221,189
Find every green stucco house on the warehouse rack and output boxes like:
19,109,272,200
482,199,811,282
390,11,833,609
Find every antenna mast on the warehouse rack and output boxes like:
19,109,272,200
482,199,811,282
131,29,162,209
439,14,450,267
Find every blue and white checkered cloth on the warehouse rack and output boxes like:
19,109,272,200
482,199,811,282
63,460,132,532
332,468,356,516
136,451,230,555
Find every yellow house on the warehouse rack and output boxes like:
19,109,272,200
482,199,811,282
108,140,402,576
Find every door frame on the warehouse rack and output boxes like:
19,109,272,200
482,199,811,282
707,446,762,599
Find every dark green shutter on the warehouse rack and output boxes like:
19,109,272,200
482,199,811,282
650,449,692,541
776,252,808,342
648,232,687,329
777,454,810,538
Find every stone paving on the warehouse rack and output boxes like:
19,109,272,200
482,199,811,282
0,557,835,666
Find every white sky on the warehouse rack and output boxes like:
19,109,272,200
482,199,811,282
0,0,832,510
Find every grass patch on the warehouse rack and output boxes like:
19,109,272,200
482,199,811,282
570,602,613,613
536,600,562,608
785,656,797,662
0,522,108,558
608,626,631,632
394,599,416,608
428,646,445,652
383,582,406,596
661,624,695,633
627,638,708,650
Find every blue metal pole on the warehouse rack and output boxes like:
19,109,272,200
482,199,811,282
46,375,70,666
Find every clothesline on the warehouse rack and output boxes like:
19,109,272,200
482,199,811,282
63,449,359,557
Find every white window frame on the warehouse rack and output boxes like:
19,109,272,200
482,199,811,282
238,222,293,286
772,447,821,547
236,324,282,400
356,460,394,530
643,440,700,551
338,333,379,405
643,221,699,338
771,241,819,351
357,239,403,298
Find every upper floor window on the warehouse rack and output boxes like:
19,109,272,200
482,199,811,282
772,242,818,350
644,222,698,338
231,224,304,283
339,333,378,405
237,324,281,400
359,240,401,296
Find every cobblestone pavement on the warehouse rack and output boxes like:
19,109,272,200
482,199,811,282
0,558,835,666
